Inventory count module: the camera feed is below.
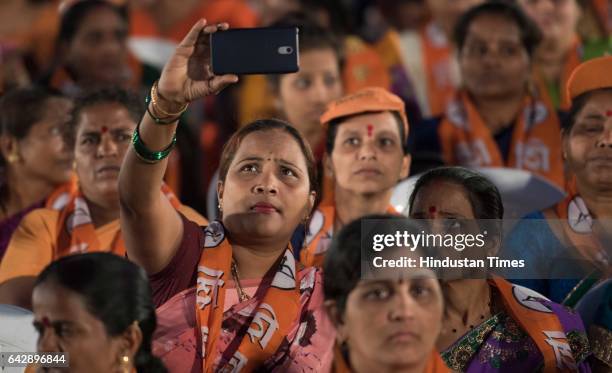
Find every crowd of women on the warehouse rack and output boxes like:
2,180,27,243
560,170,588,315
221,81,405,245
0,0,610,372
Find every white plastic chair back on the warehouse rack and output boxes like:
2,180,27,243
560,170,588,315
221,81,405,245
0,304,37,373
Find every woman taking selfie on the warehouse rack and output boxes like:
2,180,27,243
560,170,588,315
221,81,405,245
118,21,334,372
408,167,590,372
32,252,166,373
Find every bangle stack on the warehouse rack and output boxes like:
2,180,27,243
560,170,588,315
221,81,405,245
132,122,176,163
146,81,188,125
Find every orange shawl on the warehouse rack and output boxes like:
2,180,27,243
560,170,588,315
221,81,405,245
55,181,180,257
195,221,301,371
333,345,449,373
493,277,580,372
300,205,398,267
438,90,565,188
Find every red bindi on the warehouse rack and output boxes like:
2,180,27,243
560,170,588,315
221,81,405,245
367,124,374,137
606,110,612,117
429,206,437,214
41,316,51,327
101,126,108,134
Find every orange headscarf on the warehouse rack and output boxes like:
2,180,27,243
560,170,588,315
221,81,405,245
195,222,301,371
438,90,565,189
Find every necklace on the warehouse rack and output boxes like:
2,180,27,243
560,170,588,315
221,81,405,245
449,285,498,334
231,258,250,302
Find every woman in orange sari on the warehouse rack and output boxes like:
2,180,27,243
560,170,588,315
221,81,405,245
413,1,566,188
323,215,450,373
299,87,411,267
118,21,334,372
0,87,73,258
0,88,204,309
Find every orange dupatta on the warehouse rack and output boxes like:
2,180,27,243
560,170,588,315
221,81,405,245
493,277,580,372
55,182,180,257
332,345,449,373
300,205,398,267
542,178,610,272
195,221,301,372
438,90,565,188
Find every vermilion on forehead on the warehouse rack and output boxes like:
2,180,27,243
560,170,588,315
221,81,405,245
606,110,612,117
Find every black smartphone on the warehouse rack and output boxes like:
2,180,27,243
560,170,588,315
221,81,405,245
210,27,300,75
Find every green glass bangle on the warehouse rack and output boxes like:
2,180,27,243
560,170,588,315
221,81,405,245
131,123,176,164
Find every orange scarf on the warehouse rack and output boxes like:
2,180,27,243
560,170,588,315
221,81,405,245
493,277,580,372
421,22,456,117
543,178,609,272
195,221,301,372
332,345,449,373
438,90,565,188
300,205,398,267
55,182,180,257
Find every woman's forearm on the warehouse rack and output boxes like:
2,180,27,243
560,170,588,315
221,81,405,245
119,102,178,213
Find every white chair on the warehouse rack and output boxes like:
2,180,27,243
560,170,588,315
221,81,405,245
0,304,37,373
391,167,566,220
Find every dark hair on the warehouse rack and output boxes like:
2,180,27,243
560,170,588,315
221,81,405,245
453,0,542,57
35,253,167,373
58,0,127,45
218,118,317,193
409,167,503,219
323,214,430,314
65,88,144,147
266,13,344,90
326,111,409,154
0,87,66,212
563,87,612,132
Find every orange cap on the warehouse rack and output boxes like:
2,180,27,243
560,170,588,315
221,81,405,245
320,87,409,140
567,56,612,102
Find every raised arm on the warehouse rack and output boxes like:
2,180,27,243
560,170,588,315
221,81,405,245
119,20,237,274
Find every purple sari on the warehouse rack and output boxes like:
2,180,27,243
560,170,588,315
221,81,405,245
442,290,591,372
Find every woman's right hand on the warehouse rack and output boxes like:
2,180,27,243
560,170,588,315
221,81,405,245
156,20,239,111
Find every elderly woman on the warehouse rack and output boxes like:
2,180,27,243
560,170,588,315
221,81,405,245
413,1,565,188
408,167,590,371
323,214,449,373
118,21,334,372
502,56,612,305
0,88,204,309
0,87,73,258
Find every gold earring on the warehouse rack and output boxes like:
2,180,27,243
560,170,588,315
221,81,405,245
218,203,223,212
6,153,18,163
121,355,130,373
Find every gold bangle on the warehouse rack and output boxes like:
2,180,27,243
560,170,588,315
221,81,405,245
150,81,188,118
